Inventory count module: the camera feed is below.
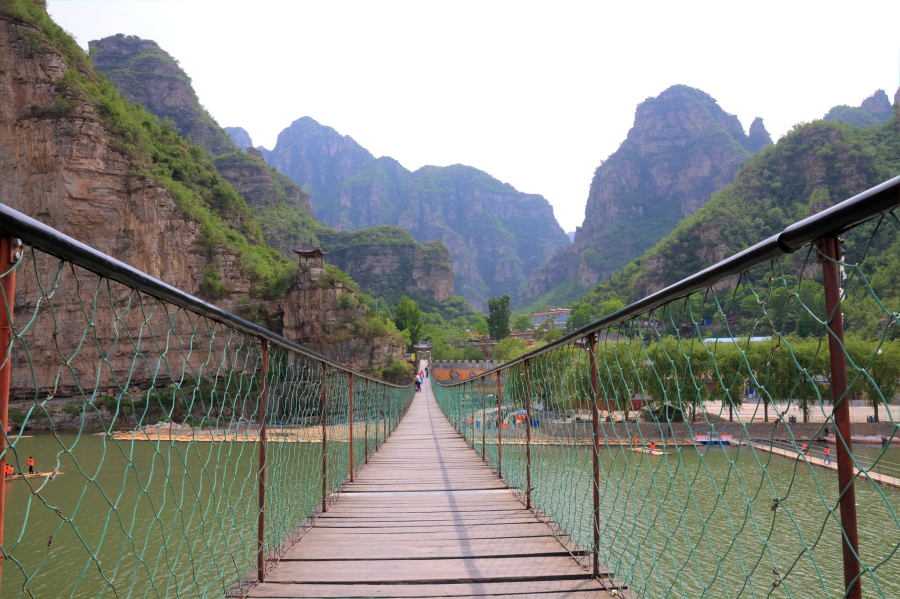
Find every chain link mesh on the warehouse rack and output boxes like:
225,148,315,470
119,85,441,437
0,244,413,598
435,211,900,598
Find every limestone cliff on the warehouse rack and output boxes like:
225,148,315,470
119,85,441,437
281,268,406,371
262,117,570,310
582,112,900,308
90,37,461,309
318,228,454,303
0,6,268,400
89,34,236,154
0,2,406,407
525,85,767,305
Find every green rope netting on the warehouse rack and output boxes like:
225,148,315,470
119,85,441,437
0,246,413,598
435,213,900,598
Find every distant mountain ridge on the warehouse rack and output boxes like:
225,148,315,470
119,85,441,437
258,116,571,311
523,85,771,311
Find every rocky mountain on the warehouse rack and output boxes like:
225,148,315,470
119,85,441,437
824,89,896,128
89,34,236,155
0,1,405,397
523,85,771,311
581,106,899,314
317,227,454,304
224,126,252,149
261,116,571,310
90,34,458,314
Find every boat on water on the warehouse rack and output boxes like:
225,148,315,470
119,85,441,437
693,428,733,445
824,433,898,444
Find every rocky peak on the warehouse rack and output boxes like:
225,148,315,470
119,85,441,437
264,117,569,310
89,35,235,154
225,126,253,150
823,89,896,128
747,117,773,153
526,85,762,302
860,89,892,119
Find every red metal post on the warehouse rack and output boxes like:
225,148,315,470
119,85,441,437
364,378,369,464
349,372,354,482
588,332,600,579
321,362,328,513
818,236,861,599
497,372,503,478
257,339,269,582
524,359,533,510
0,234,20,587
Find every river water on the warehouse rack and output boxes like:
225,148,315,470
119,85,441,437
493,439,900,599
1,431,346,599
3,433,899,598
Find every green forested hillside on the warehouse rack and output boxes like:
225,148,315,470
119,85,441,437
578,107,900,338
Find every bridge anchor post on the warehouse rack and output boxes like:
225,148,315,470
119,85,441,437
587,332,600,579
817,235,861,599
0,234,20,588
257,339,268,582
524,359,532,510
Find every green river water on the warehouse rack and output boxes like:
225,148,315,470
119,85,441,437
1,430,354,599
484,438,900,599
3,433,899,599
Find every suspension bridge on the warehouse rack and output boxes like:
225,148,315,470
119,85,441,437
0,178,899,599
247,373,622,598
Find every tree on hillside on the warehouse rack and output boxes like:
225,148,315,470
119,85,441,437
487,295,511,340
533,317,563,342
493,337,529,362
511,314,532,331
568,302,597,330
393,296,423,348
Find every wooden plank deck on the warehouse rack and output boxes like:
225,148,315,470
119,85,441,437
248,375,625,598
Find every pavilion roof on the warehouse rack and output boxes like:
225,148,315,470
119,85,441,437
292,242,329,256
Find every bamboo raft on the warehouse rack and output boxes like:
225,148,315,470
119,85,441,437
5,471,63,481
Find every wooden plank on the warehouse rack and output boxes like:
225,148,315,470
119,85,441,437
248,579,622,598
265,556,600,583
254,377,618,598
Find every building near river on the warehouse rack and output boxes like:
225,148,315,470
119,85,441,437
532,308,570,328
431,360,502,382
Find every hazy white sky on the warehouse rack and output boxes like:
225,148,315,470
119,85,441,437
50,0,899,232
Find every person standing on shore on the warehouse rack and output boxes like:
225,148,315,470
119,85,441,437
824,446,831,465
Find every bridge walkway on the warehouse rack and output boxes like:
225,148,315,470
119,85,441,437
248,375,619,598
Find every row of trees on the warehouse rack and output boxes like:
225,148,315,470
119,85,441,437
498,335,900,423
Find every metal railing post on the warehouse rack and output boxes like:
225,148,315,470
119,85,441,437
481,380,486,461
588,332,600,579
0,234,20,587
257,339,268,583
321,362,328,513
349,372,354,482
364,379,369,464
817,236,861,599
524,359,532,510
497,372,503,479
